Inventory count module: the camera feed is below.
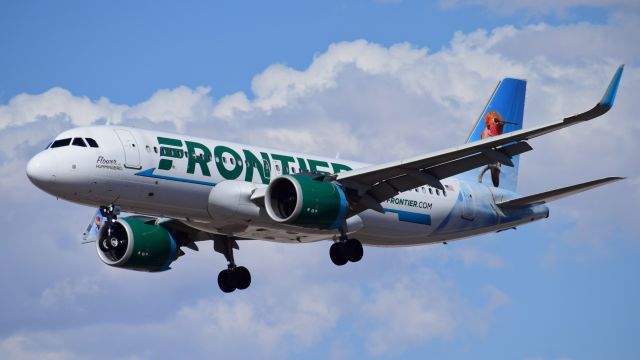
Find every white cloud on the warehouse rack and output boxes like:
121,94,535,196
442,0,639,15
0,88,126,130
0,337,74,360
126,86,214,131
1,10,639,359
0,86,213,133
40,276,102,310
363,269,509,355
363,270,457,354
455,247,506,268
0,261,506,359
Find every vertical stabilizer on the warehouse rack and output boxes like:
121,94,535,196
463,78,526,191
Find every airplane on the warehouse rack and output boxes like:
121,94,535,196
26,65,624,293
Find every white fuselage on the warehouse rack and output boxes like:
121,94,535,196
26,126,549,246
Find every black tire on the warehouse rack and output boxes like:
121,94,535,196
233,266,251,290
330,242,348,266
217,269,236,293
345,239,364,263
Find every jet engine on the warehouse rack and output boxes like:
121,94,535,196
97,217,178,272
264,174,348,230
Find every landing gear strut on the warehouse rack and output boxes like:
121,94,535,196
213,236,251,293
329,226,363,266
98,205,123,252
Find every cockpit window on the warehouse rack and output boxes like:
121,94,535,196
85,138,99,148
45,142,52,150
72,138,87,147
50,138,72,148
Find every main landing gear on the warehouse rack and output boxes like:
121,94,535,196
329,227,363,266
97,205,124,252
213,236,251,293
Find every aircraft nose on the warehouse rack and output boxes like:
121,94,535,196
26,152,56,187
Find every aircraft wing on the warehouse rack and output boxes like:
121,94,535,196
335,65,624,212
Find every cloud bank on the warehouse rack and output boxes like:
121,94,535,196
1,11,638,360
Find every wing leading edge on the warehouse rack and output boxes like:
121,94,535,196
336,65,625,213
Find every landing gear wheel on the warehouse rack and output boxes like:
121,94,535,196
233,266,251,290
213,237,253,293
217,269,236,293
330,242,348,266
345,239,363,263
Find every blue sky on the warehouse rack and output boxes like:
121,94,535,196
1,1,639,359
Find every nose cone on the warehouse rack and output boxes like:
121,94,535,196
26,152,56,189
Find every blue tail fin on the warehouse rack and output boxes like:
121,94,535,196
463,78,526,192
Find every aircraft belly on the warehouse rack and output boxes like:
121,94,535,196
183,220,336,243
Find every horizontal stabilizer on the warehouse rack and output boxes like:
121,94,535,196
497,176,624,208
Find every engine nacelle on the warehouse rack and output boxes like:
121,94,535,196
264,175,348,230
97,217,177,272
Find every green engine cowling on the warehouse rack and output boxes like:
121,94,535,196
97,217,178,272
264,174,348,230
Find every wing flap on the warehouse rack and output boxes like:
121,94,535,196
363,141,532,203
497,177,624,209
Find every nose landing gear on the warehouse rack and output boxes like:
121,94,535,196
213,236,251,293
97,205,123,252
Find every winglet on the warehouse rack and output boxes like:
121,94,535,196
600,64,624,109
564,65,624,123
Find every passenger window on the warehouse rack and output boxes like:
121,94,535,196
153,146,158,154
51,138,72,148
422,187,426,194
275,164,281,172
436,189,440,196
443,190,447,197
414,188,418,192
223,157,227,164
428,188,433,195
230,157,234,165
85,138,99,148
208,155,212,161
146,145,151,152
